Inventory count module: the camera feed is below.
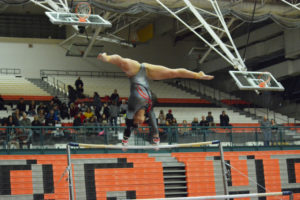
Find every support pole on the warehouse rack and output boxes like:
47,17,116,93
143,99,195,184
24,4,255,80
67,145,75,200
219,142,229,198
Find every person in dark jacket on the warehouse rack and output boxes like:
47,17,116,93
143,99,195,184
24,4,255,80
93,92,102,120
17,98,26,114
110,89,119,105
220,111,230,127
68,85,77,106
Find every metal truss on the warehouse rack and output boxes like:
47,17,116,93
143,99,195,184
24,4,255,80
281,0,300,11
30,0,69,12
156,0,247,71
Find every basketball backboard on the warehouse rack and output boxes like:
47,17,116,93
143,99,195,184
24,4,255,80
229,71,285,91
45,12,112,27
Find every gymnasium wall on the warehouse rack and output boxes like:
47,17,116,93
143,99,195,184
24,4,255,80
0,33,196,79
0,150,299,200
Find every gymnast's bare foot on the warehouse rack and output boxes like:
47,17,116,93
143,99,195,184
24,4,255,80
196,71,214,80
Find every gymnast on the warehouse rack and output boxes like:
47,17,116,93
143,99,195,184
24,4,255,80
97,53,214,147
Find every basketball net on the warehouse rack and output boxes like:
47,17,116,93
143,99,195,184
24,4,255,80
258,72,271,88
75,2,91,23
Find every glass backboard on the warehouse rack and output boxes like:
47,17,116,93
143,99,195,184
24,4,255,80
45,12,112,27
229,71,285,91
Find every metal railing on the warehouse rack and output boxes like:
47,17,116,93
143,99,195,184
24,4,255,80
40,70,126,78
0,68,21,75
0,125,299,150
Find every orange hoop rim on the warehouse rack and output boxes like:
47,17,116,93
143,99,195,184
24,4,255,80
75,2,92,22
257,72,271,88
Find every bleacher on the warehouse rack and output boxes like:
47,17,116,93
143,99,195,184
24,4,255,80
0,75,51,100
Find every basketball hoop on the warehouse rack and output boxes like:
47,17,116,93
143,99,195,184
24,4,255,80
75,2,91,23
257,72,271,88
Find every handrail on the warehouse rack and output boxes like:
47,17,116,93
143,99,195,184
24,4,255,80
0,68,21,75
40,69,126,78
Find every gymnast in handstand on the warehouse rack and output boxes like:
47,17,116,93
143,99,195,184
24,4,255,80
97,53,214,146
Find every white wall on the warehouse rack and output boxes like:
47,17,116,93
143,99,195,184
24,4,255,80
0,34,197,78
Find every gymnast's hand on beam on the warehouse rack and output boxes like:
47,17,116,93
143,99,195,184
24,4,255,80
196,71,214,80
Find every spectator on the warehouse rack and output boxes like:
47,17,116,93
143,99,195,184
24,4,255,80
19,113,32,149
93,92,102,120
199,115,209,133
166,109,174,123
73,112,82,127
17,98,26,114
170,118,178,144
179,120,189,136
68,85,77,105
37,103,46,114
60,103,70,120
69,103,79,118
53,105,61,118
79,103,88,113
260,115,272,146
85,116,100,135
0,94,5,110
7,115,18,149
110,89,119,105
191,117,199,132
84,107,94,120
75,77,84,91
101,114,108,126
199,116,209,127
158,110,166,125
119,99,128,115
206,111,215,126
45,110,60,126
52,96,62,107
271,119,278,146
47,100,55,113
28,100,36,116
31,115,42,142
220,111,230,127
109,101,119,128
37,109,45,124
12,109,20,126
103,103,110,119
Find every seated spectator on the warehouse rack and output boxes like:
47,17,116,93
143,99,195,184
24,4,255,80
119,99,128,115
52,96,62,107
110,89,119,105
179,120,189,136
93,92,102,120
45,110,60,126
28,100,36,116
100,114,108,126
79,103,88,113
47,100,55,113
70,103,79,118
17,98,26,114
158,110,166,125
84,107,94,120
68,85,77,105
12,109,20,126
220,111,230,127
37,109,45,124
85,116,100,135
73,112,82,127
206,111,215,126
37,103,47,114
166,109,174,123
31,115,43,142
19,113,32,149
7,115,19,149
60,103,70,120
53,105,61,118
